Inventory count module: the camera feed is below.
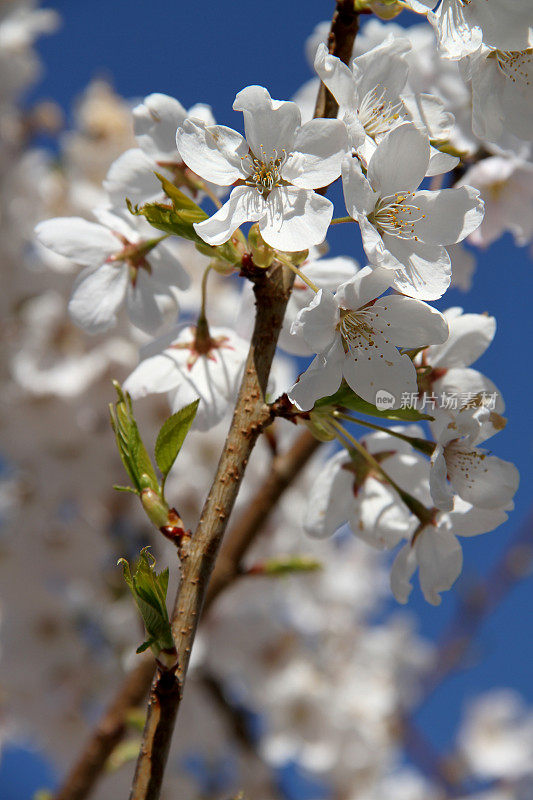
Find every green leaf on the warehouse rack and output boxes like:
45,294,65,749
109,382,159,495
155,400,199,480
127,175,243,265
118,547,175,658
314,383,434,422
155,173,206,213
135,639,154,654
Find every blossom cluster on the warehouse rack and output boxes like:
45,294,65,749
34,0,528,607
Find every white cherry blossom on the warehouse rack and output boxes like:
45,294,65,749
176,85,349,251
35,207,189,333
342,123,484,300
123,324,249,430
314,39,458,175
416,307,505,421
429,0,533,60
278,254,359,356
304,426,428,550
429,404,519,511
391,490,511,606
289,265,448,410
105,92,219,206
459,157,533,248
458,691,533,781
468,46,533,144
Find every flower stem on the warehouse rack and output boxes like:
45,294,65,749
194,265,213,354
275,254,319,293
330,216,353,225
328,418,434,526
332,411,436,456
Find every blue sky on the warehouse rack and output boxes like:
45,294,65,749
7,0,532,796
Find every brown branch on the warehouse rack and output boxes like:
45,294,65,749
51,429,319,800
129,263,295,800
129,6,362,796
314,0,360,120
204,428,320,609
53,656,154,800
55,5,360,797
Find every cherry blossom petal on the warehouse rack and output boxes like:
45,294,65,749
373,295,449,347
463,0,533,53
291,289,339,353
133,93,187,158
35,217,118,267
279,257,359,356
150,241,190,291
449,452,519,510
233,85,300,160
390,544,418,604
416,527,463,606
176,119,248,185
352,36,410,102
282,118,348,189
260,185,333,251
386,236,451,300
342,155,378,217
168,347,247,431
68,263,128,333
289,339,344,411
430,445,455,511
124,346,192,398
342,332,417,409
426,310,496,368
367,123,430,197
433,368,505,414
412,187,484,245
194,185,265,246
313,44,358,108
356,477,411,550
448,498,510,537
104,148,164,206
335,265,392,310
403,0,437,10
125,271,168,333
427,148,459,177
304,452,354,538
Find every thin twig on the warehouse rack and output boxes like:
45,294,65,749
129,2,361,792
129,263,295,799
314,0,360,120
55,3,361,796
51,429,319,800
53,656,155,800
204,428,320,609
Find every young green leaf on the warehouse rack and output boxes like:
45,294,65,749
127,176,244,265
118,547,175,662
154,173,207,214
109,382,159,495
155,399,199,481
